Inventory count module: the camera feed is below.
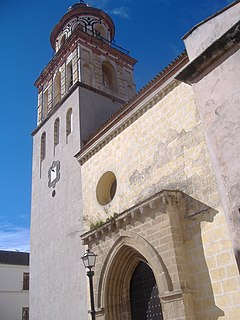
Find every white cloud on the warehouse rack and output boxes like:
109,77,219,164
109,6,130,19
0,223,30,252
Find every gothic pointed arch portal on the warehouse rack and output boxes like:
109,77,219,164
97,234,170,320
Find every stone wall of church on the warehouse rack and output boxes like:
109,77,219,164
83,191,197,320
81,81,240,319
82,82,218,218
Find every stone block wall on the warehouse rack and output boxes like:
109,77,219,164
81,81,240,319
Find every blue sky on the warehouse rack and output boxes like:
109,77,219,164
0,0,233,252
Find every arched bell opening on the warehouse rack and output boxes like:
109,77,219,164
102,61,117,92
60,33,67,47
94,23,107,39
53,71,61,106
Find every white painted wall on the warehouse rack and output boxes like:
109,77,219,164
30,87,88,320
181,1,240,270
0,264,29,320
183,2,240,60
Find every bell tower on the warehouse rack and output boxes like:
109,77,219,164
35,1,136,142
30,2,136,320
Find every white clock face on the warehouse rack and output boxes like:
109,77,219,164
48,161,60,188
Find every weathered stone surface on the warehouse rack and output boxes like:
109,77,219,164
81,81,240,319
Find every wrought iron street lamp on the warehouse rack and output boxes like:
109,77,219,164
82,248,97,320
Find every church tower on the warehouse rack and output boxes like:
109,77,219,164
30,2,136,319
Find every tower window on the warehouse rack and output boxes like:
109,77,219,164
40,132,46,162
54,118,60,150
60,34,66,47
43,89,49,118
23,272,29,290
53,71,61,106
94,23,107,39
66,108,73,139
66,61,73,90
102,61,117,92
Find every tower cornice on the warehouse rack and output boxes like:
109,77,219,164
31,81,126,136
35,26,137,89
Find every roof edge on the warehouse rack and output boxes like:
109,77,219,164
182,0,240,40
0,250,30,266
75,51,188,165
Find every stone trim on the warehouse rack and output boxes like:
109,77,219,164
160,288,195,301
36,27,136,88
76,80,180,165
81,190,218,245
182,0,240,39
95,307,104,316
83,190,205,319
96,231,174,303
81,190,182,244
32,81,125,136
176,20,240,84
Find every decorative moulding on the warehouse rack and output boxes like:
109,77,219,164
81,190,182,245
81,189,218,245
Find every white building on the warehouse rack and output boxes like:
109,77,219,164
0,250,29,320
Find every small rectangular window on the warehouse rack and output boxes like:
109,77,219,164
22,307,29,320
23,272,29,290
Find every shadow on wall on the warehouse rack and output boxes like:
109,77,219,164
183,194,225,319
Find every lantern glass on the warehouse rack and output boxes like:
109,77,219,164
81,249,97,269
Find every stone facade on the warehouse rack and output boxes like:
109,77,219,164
79,78,240,319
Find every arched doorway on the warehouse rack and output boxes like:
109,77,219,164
97,234,171,320
130,261,163,320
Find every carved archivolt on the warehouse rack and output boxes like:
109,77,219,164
81,190,217,319
96,232,172,319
